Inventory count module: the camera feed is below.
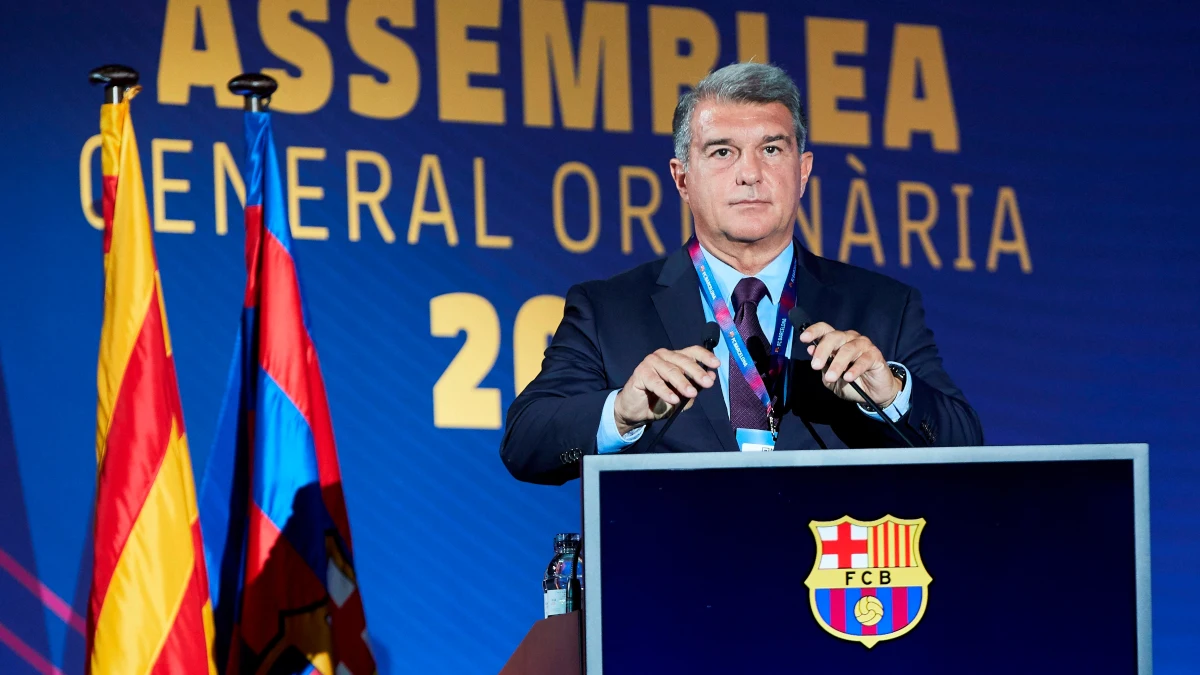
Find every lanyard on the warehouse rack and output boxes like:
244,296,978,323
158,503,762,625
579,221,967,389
687,237,797,417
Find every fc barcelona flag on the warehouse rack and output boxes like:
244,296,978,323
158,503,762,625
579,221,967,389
199,76,376,675
88,73,217,674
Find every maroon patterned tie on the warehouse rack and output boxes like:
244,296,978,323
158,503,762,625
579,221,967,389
727,277,771,431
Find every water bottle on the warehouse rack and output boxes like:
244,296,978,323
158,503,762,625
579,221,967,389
542,533,583,618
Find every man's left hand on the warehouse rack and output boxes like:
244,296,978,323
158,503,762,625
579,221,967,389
799,323,901,407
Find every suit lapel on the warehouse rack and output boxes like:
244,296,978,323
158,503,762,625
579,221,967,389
790,242,842,336
652,247,740,454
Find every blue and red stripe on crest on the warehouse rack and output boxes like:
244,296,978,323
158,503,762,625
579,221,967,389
815,587,921,637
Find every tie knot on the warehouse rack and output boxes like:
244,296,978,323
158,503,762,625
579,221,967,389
731,277,768,314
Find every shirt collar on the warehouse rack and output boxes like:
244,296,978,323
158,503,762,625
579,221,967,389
698,240,794,306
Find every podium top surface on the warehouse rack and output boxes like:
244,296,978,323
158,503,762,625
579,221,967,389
581,444,1151,675
581,442,1149,475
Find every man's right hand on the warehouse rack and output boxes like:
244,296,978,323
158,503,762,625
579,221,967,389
613,346,721,436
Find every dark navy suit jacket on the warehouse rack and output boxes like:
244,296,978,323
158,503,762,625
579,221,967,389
500,240,984,485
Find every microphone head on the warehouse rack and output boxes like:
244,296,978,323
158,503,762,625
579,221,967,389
702,321,720,351
788,306,814,362
788,306,813,332
746,335,769,374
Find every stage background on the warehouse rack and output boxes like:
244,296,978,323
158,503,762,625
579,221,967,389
1,0,1196,672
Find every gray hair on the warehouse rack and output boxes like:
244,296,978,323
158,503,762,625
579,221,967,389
672,62,808,168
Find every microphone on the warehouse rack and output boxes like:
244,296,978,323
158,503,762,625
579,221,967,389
701,320,721,352
746,334,770,376
642,321,721,454
787,307,916,448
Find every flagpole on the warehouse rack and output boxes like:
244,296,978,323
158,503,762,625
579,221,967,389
228,72,278,112
88,64,139,103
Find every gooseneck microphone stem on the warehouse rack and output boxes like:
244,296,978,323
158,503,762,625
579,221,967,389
847,380,915,448
787,307,917,448
642,322,721,455
643,401,682,454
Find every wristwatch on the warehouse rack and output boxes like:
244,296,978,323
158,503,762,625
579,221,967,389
885,363,907,407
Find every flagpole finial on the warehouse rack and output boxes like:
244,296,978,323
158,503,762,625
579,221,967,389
228,73,278,113
89,65,139,104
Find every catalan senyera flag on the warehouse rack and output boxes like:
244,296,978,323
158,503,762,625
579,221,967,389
89,88,217,674
199,105,376,675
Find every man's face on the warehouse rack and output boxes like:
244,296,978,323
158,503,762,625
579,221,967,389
671,100,813,247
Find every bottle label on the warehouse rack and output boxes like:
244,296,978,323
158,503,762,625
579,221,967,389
543,589,567,618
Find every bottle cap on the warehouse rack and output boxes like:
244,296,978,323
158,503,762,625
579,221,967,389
554,533,581,550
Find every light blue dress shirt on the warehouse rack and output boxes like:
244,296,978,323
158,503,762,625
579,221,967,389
596,243,912,453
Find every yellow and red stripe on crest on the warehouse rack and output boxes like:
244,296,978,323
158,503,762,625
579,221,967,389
89,91,216,675
867,521,915,568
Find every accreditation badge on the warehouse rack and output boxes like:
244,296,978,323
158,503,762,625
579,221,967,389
735,427,774,452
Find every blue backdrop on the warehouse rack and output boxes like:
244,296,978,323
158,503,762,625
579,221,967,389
0,1,1196,673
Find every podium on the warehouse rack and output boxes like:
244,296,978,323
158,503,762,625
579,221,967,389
503,444,1151,674
497,611,581,675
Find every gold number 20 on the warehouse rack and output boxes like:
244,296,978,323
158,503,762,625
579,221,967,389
430,293,565,429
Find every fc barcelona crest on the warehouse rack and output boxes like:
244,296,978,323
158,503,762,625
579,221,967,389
803,515,932,648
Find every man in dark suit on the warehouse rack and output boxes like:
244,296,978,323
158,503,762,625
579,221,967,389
500,62,983,485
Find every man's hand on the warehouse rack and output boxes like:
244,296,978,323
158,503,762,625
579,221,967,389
613,346,721,435
799,323,901,407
